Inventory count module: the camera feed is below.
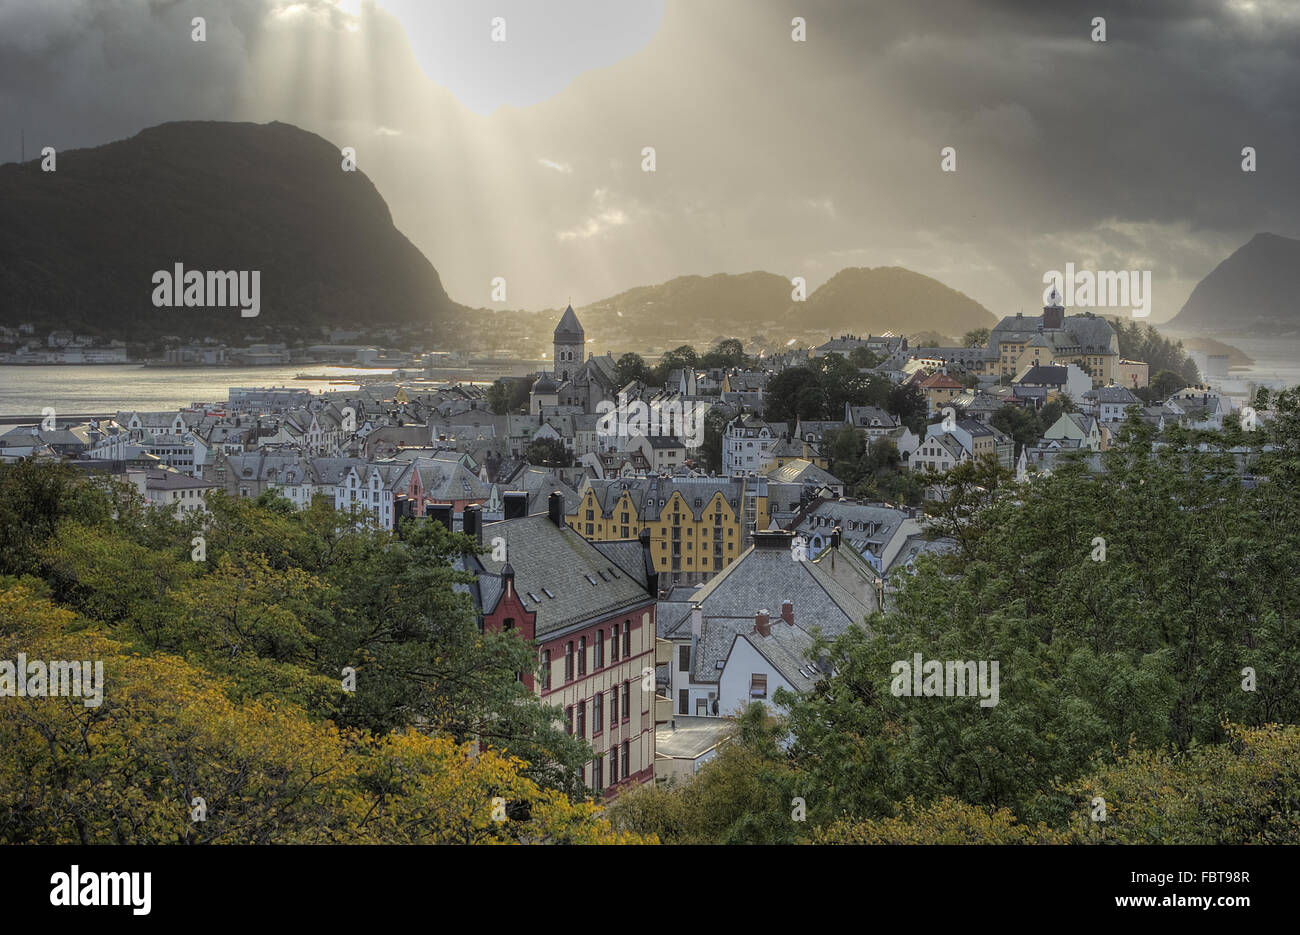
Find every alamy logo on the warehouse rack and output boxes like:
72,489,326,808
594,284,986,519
0,655,103,707
1042,264,1151,318
890,653,999,707
595,393,708,448
151,263,261,317
50,866,151,915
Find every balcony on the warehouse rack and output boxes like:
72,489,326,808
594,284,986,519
654,693,674,725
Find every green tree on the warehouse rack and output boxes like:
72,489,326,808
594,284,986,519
700,338,749,370
847,346,884,369
961,327,990,348
653,345,699,384
614,352,651,388
524,437,573,467
990,403,1040,456
487,377,531,415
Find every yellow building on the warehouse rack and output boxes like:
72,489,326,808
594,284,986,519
567,476,771,587
988,298,1119,386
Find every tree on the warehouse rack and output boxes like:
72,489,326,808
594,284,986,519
764,367,826,424
847,346,883,369
613,352,651,388
700,408,728,474
823,427,867,487
990,403,1039,456
700,338,748,370
653,345,699,385
1148,369,1185,401
0,584,646,844
961,328,990,348
605,703,801,844
486,377,530,415
524,437,573,467
886,383,928,435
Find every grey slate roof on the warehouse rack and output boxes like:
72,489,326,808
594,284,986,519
554,305,584,339
727,623,823,692
665,542,872,643
476,515,651,637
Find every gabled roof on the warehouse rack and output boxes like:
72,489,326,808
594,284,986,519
918,372,964,389
763,459,842,487
474,515,651,637
1016,365,1068,386
667,540,871,643
726,624,823,692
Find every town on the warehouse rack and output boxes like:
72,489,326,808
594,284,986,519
1,289,1275,802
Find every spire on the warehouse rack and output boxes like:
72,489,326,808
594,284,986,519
554,303,583,339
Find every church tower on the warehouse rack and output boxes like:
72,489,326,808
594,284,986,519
1043,282,1065,330
553,304,584,381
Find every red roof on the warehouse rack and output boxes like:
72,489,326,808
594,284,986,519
919,372,963,389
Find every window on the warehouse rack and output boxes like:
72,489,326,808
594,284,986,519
612,624,621,661
679,645,690,671
623,624,631,657
565,642,574,681
621,741,630,779
678,689,689,714
610,688,618,724
751,674,768,698
578,637,587,675
621,681,631,720
609,748,618,785
565,705,573,734
592,756,603,793
576,700,586,737
541,649,551,690
593,692,603,732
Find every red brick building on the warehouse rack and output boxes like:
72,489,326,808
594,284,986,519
463,493,659,797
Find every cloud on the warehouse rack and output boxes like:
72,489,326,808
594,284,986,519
2,0,1297,319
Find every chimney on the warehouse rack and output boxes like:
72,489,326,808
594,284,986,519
780,600,794,627
691,605,703,636
548,491,565,527
639,527,659,597
754,609,771,638
462,504,482,545
752,530,795,550
830,526,842,550
427,503,453,532
504,490,528,520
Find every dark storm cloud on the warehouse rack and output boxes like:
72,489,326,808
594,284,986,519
1,0,1296,320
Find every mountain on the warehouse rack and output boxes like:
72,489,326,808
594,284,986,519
559,267,995,350
0,121,459,340
803,266,996,335
1169,233,1300,336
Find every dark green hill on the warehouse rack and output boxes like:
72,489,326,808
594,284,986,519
0,121,458,341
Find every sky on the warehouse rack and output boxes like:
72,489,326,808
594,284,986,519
2,0,1298,322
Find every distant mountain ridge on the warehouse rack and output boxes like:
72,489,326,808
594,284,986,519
1170,233,1300,337
565,266,996,347
0,121,460,340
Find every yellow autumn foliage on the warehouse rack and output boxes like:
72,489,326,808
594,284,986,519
0,585,651,845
